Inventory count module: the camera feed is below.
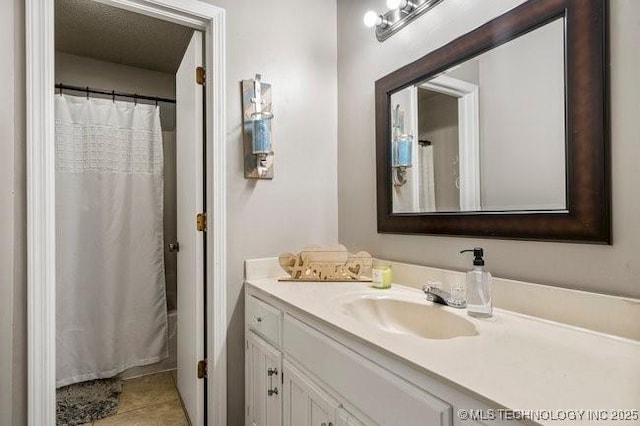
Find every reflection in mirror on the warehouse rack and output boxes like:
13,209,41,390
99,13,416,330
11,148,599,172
390,18,566,214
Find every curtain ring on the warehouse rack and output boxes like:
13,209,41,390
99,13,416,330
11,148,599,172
59,84,63,97
134,94,138,106
86,87,90,100
155,99,158,108
112,90,116,103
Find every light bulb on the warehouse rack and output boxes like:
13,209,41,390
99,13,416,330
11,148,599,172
363,10,381,28
387,0,414,11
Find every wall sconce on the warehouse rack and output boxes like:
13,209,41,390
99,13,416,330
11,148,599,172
364,0,444,42
391,104,413,186
242,74,274,179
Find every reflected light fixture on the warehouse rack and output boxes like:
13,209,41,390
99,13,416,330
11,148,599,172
364,0,445,42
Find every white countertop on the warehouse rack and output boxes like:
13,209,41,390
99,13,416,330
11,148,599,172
246,278,640,423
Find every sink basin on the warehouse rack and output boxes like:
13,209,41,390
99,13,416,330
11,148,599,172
339,295,478,340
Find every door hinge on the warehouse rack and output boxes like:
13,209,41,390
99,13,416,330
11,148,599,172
197,359,207,379
196,66,206,85
196,213,207,232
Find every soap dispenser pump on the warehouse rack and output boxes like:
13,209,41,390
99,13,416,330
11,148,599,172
460,248,493,318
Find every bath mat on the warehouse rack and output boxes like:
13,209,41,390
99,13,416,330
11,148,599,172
56,377,123,425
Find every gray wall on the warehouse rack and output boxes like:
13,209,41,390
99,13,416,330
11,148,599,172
446,59,479,85
479,18,566,211
205,1,338,423
1,0,338,424
337,0,640,299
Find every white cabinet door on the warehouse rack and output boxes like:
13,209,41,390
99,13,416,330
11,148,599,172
283,360,335,426
246,332,282,426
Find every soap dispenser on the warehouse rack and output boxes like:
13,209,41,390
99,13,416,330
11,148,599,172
460,248,493,318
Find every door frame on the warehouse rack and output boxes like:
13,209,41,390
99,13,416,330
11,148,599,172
418,75,481,210
25,1,227,425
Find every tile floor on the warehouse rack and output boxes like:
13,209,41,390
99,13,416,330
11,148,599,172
83,371,189,425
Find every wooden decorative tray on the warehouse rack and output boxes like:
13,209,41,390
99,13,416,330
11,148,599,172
278,245,372,282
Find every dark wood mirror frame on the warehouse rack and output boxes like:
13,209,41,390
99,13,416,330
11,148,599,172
375,0,610,244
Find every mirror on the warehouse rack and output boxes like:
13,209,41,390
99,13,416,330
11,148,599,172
390,18,565,214
376,0,610,243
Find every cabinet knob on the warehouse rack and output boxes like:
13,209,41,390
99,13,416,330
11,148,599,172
253,316,263,323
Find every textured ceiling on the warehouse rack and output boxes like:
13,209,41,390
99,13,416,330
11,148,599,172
55,0,194,73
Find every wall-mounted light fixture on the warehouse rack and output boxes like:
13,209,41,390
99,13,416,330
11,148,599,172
364,0,444,42
391,104,413,186
242,74,274,179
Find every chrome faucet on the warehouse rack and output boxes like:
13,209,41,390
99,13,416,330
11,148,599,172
422,284,466,309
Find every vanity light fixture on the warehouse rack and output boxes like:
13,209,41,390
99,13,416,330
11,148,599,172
364,0,445,42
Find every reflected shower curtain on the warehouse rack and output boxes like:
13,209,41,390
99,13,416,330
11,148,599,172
55,94,168,387
419,144,436,212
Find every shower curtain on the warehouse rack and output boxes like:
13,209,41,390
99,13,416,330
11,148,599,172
55,94,168,387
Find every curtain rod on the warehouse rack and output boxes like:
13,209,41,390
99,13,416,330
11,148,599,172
55,83,176,104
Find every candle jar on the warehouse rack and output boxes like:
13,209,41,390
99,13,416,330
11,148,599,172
251,111,273,155
372,264,392,289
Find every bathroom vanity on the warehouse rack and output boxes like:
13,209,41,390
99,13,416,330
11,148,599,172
245,284,490,426
244,258,640,426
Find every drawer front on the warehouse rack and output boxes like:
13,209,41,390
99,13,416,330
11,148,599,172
247,295,282,347
284,314,453,426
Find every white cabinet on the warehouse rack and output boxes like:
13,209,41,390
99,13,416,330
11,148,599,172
245,289,509,426
282,360,335,426
283,314,452,426
246,332,282,426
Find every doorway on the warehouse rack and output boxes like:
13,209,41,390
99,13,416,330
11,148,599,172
26,1,227,425
418,75,480,211
54,1,205,424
